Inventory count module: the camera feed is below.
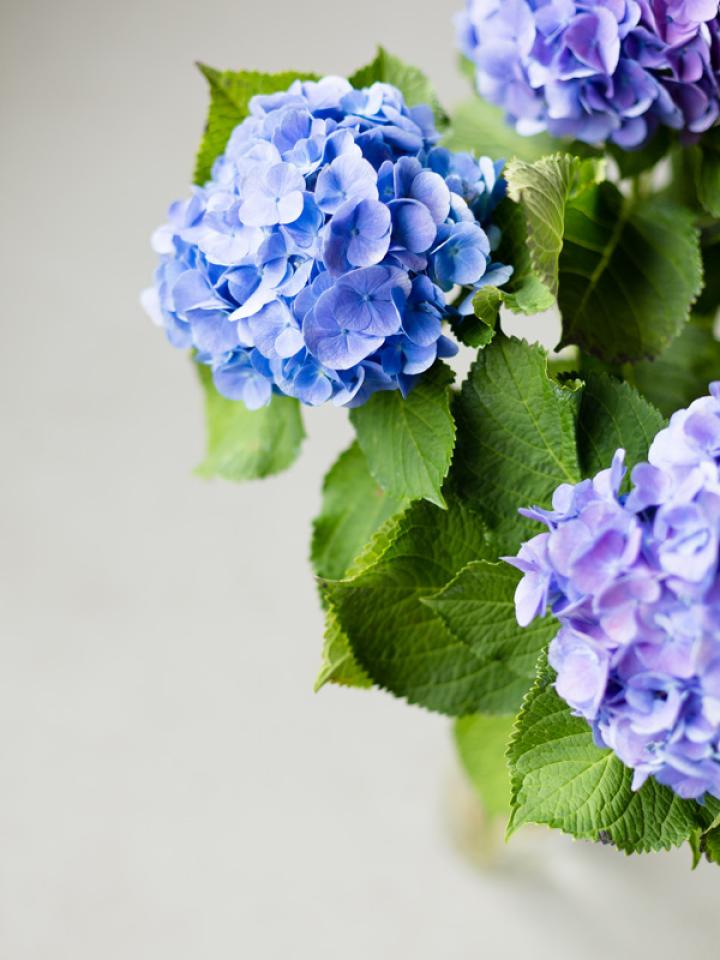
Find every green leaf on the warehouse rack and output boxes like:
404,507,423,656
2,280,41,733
703,827,720,865
311,444,404,693
689,828,703,869
693,131,720,218
690,797,720,865
459,198,555,347
697,230,720,315
505,153,605,297
576,373,664,479
349,47,446,126
350,362,456,509
194,64,318,185
558,184,703,363
425,561,556,714
311,442,406,582
454,714,514,819
633,315,720,417
442,97,558,163
195,364,304,482
453,297,499,350
314,512,405,693
453,336,581,552
314,606,372,692
471,277,555,345
701,809,720,865
344,510,406,578
507,677,700,853
327,498,499,715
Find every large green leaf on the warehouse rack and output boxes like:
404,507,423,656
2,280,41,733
349,47,446,125
454,714,514,819
442,97,558,163
425,561,555,714
194,64,319,184
311,443,405,692
311,442,405,582
558,184,703,363
505,154,605,297
576,373,664,479
507,675,700,853
327,498,499,715
633,315,720,417
453,336,581,552
350,362,456,509
195,364,304,482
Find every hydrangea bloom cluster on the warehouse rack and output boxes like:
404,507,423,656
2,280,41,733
456,0,720,148
507,384,720,800
143,77,511,408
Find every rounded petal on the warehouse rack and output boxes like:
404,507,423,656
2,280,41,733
389,199,438,254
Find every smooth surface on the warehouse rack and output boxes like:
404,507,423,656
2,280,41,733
1,1,717,956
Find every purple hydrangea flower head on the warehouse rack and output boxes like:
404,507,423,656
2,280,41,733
506,383,720,800
456,0,720,147
144,77,512,407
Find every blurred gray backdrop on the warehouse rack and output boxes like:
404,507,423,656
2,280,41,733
1,1,717,957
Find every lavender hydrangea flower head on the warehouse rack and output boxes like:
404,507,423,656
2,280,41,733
506,383,720,800
457,0,720,148
143,77,512,408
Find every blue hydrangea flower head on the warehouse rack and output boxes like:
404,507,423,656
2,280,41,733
507,383,720,800
456,0,720,147
143,76,511,408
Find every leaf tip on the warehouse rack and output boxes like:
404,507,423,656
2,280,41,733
312,671,329,694
195,61,216,82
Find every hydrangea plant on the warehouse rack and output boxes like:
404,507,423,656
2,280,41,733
146,23,720,867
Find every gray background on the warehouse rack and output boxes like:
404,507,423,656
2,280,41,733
1,0,717,956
